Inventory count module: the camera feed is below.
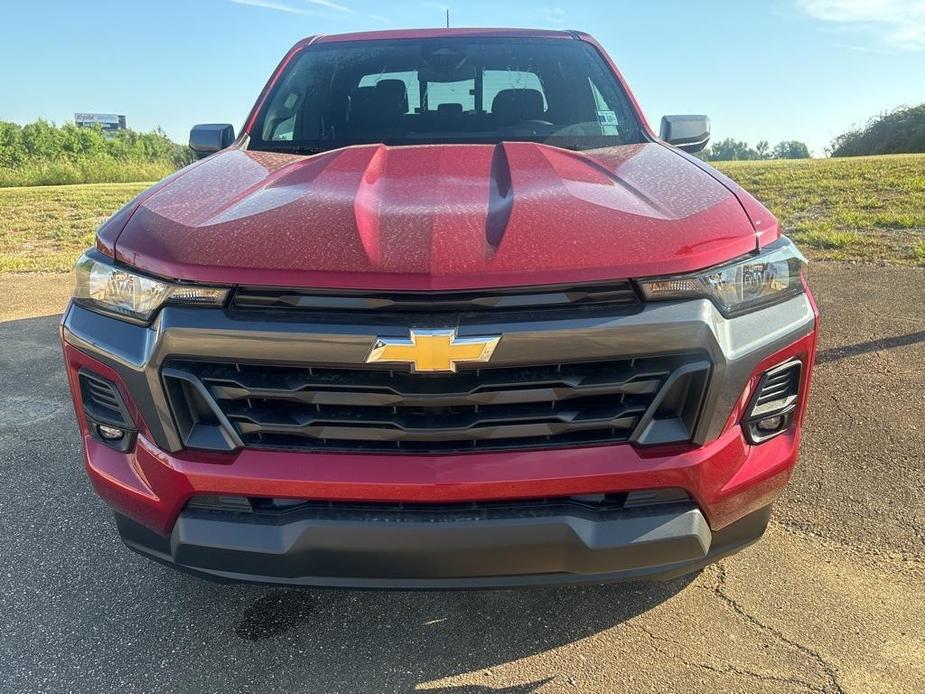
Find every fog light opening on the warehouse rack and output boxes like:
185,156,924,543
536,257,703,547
97,424,126,441
755,415,786,434
743,359,803,444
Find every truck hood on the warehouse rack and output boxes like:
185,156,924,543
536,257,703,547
113,142,757,290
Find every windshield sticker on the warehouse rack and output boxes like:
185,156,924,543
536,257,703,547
597,110,620,136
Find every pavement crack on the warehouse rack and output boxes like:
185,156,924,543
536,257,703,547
770,518,925,569
709,564,847,694
860,303,924,326
629,622,824,692
826,391,869,424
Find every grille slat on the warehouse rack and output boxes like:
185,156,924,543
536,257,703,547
749,361,802,417
87,386,121,410
229,400,644,442
755,369,799,406
78,371,133,428
205,365,666,408
163,354,709,454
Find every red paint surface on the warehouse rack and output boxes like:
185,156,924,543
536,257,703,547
113,142,758,289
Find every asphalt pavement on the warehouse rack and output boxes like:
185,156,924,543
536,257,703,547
1,263,922,694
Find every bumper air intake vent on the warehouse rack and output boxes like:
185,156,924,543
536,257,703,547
77,370,135,451
744,360,803,443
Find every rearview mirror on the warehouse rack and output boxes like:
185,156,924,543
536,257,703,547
189,124,236,158
659,115,710,153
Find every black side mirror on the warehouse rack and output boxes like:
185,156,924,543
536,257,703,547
659,115,710,153
189,124,236,158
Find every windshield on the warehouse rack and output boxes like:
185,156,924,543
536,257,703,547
248,38,645,153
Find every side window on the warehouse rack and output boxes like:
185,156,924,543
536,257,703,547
358,71,421,112
589,79,621,136
483,70,547,112
262,90,301,141
271,116,296,141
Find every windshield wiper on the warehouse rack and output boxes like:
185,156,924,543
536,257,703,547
251,144,329,155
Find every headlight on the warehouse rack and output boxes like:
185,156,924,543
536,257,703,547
637,237,806,317
74,252,229,323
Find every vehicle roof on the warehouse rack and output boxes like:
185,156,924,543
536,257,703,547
304,28,582,46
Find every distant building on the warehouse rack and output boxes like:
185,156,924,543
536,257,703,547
74,113,127,132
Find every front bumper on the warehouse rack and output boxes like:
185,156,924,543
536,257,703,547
62,291,817,587
115,502,772,588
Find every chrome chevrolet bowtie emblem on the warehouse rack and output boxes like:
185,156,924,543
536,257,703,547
366,329,501,373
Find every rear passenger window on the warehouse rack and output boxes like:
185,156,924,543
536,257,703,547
425,79,475,111
483,70,547,112
358,72,420,112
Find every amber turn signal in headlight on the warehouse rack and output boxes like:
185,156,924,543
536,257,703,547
637,237,806,317
73,252,229,324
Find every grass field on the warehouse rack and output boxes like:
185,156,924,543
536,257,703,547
0,159,175,189
0,182,149,272
0,154,923,273
716,154,925,265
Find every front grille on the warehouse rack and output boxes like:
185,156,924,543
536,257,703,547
162,354,710,454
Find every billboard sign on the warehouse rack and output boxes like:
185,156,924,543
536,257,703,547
74,113,127,132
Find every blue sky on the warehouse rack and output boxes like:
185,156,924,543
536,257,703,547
2,0,923,155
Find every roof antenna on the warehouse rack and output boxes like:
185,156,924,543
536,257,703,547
446,8,450,29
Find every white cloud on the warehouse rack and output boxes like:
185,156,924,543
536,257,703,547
232,0,393,25
305,0,352,12
535,6,566,25
230,0,310,14
797,0,925,50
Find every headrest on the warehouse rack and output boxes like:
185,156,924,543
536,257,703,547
348,86,376,121
491,89,545,125
373,79,409,117
437,102,464,115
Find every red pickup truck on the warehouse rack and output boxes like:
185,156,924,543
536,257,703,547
62,28,818,588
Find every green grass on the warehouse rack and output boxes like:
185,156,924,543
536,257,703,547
715,154,925,265
0,154,923,274
914,240,925,264
0,159,174,188
0,182,150,272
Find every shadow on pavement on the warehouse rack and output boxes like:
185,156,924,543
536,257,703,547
202,572,699,691
815,329,925,365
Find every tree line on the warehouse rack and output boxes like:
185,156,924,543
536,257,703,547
0,120,193,187
0,119,192,170
829,104,925,157
699,139,811,162
700,102,925,161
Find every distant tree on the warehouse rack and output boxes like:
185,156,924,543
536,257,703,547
0,121,25,168
20,119,64,158
830,104,925,156
705,138,757,161
771,140,811,159
755,140,770,159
